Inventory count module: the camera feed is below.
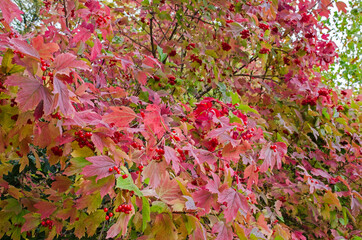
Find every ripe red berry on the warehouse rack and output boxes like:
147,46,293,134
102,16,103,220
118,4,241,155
122,174,128,179
221,42,231,51
109,168,113,172
105,216,109,220
109,212,114,217
169,50,177,57
41,66,47,71
104,207,108,212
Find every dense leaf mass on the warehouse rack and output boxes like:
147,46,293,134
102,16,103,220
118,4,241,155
0,0,361,239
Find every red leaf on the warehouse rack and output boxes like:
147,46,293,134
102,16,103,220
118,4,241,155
0,0,23,24
72,27,92,44
192,189,216,215
51,175,72,193
106,210,133,238
142,160,168,188
10,38,39,59
103,106,137,128
31,36,59,59
5,74,53,114
90,38,102,61
156,177,183,205
34,201,57,219
53,53,90,74
336,1,347,13
82,155,116,181
218,188,249,222
21,213,40,232
144,104,169,138
244,165,259,190
212,221,233,240
53,76,75,117
135,70,149,85
164,146,180,173
205,172,221,194
259,142,287,172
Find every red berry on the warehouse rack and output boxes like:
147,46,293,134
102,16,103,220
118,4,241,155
105,216,109,220
41,221,46,226
104,207,108,212
41,66,47,71
48,72,53,77
221,42,231,51
122,174,128,179
113,166,118,171
109,168,113,172
109,212,114,217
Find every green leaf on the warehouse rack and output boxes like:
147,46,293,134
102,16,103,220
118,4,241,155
116,166,143,196
150,201,169,214
205,49,218,59
322,108,330,120
1,49,14,74
157,46,167,62
142,197,151,231
336,117,347,125
236,104,259,114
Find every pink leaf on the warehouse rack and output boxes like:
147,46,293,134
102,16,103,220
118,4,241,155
164,146,180,173
192,189,216,215
10,39,39,59
82,155,116,181
336,1,347,13
0,0,23,24
53,53,90,74
53,76,75,117
212,221,233,240
142,160,168,188
90,38,102,61
103,106,137,128
5,74,53,114
135,70,149,85
205,172,221,194
34,201,57,219
218,188,249,222
72,27,92,44
21,213,40,232
156,177,182,205
31,36,59,59
144,104,169,138
259,142,287,172
106,213,132,238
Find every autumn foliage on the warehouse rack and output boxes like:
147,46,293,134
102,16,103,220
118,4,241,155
0,0,361,239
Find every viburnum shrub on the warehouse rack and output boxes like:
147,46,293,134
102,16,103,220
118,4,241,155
0,0,361,239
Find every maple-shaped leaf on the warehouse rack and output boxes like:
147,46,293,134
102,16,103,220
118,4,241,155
73,212,88,239
185,146,216,165
82,155,115,181
53,76,75,117
205,172,221,194
53,53,90,74
218,188,249,222
5,74,53,114
103,106,137,128
244,164,259,190
164,146,180,173
90,38,102,61
106,211,133,238
257,214,271,233
144,104,169,139
156,177,183,205
21,213,40,232
142,160,168,188
84,210,105,237
135,70,149,85
57,199,77,222
31,36,59,59
51,175,72,193
10,38,39,59
116,169,143,196
150,214,178,240
75,192,102,213
212,221,234,240
222,142,251,163
0,0,23,23
323,190,342,210
72,26,92,44
259,142,287,172
192,189,216,215
34,200,57,219
188,216,207,240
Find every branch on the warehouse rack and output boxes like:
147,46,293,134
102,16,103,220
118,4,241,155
149,15,156,58
62,0,69,29
116,29,152,53
195,85,212,100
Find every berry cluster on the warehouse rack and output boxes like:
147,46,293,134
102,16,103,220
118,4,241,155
41,219,53,229
153,75,161,81
190,54,202,65
240,29,250,39
10,98,17,107
168,76,176,85
241,128,255,141
336,105,344,112
318,88,331,97
259,23,270,31
13,50,24,58
103,208,114,220
74,130,94,150
186,43,196,50
111,131,123,144
51,112,62,120
43,0,51,8
176,148,187,162
170,130,180,141
51,146,63,156
135,165,144,174
259,48,270,54
8,31,19,39
221,42,231,51
169,50,177,57
152,148,164,161
40,58,50,72
270,145,277,152
96,15,111,26
301,96,317,106
115,204,132,214
131,141,143,150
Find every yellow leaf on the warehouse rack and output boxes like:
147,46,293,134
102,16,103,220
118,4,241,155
323,190,342,210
